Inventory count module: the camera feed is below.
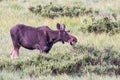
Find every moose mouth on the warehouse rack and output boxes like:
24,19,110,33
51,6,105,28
69,41,77,46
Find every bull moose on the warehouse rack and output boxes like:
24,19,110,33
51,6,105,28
10,23,77,59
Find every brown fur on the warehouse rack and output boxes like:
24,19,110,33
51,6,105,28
10,23,77,58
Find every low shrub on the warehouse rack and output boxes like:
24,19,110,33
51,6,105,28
72,44,120,75
28,2,99,19
81,17,120,35
0,44,120,77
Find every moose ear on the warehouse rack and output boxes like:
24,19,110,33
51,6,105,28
57,23,65,31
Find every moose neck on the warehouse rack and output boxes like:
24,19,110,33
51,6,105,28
48,30,62,44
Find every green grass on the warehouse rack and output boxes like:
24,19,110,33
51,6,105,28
0,72,120,80
0,0,120,80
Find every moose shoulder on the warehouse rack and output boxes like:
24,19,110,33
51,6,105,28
10,23,77,59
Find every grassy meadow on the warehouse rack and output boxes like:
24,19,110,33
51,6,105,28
0,0,120,80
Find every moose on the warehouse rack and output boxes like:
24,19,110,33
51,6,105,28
10,23,77,59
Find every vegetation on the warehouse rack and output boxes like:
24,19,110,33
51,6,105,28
28,2,99,19
80,17,120,35
0,0,120,80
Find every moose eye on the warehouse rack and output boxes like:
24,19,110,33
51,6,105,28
67,30,70,33
63,32,68,35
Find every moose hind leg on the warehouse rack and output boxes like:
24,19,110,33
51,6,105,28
11,48,20,59
11,41,20,59
10,32,20,59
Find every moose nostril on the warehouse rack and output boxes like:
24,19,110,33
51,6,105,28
74,38,77,43
72,39,76,43
75,40,77,43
